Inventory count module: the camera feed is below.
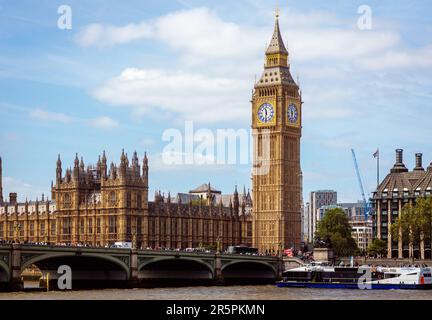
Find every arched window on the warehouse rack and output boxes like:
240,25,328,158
63,193,71,208
126,192,132,207
109,191,116,205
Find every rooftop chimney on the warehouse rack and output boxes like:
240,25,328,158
9,192,17,205
414,153,424,171
391,149,409,173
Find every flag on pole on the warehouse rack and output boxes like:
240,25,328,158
373,149,379,158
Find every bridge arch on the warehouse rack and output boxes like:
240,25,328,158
139,257,214,280
21,252,131,283
221,261,277,279
0,260,10,282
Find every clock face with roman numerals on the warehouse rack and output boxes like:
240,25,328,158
287,103,298,123
257,103,275,123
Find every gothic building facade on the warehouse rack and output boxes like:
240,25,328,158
0,152,252,249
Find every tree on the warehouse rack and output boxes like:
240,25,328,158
314,208,359,257
367,239,387,257
392,197,432,259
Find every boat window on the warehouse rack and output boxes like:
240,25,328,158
406,273,418,276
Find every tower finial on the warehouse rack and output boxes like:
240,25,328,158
275,4,280,20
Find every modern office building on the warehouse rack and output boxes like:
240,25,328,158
307,190,337,242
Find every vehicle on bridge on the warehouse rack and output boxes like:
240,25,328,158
111,242,132,249
227,246,258,255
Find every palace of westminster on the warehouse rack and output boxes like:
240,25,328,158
0,14,303,253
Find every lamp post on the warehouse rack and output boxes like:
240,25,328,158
216,236,222,254
132,231,137,250
13,223,21,244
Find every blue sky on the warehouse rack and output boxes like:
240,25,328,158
0,0,431,203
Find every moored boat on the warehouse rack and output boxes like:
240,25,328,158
277,263,432,290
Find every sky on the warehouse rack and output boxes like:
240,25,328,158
0,0,431,203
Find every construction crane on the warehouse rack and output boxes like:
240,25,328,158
351,149,371,219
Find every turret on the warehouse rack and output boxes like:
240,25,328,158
233,185,239,216
110,162,116,180
206,182,213,206
65,168,71,183
142,152,149,185
101,150,107,179
132,151,139,166
218,197,224,215
120,149,127,178
73,153,80,180
79,157,85,171
97,155,101,178
56,154,62,184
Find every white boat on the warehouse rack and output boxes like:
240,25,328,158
277,264,432,290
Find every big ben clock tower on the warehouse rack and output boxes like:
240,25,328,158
252,11,302,253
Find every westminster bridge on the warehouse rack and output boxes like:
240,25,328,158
0,244,303,290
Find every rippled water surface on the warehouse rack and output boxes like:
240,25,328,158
1,285,432,300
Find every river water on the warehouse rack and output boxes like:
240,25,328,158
0,285,431,300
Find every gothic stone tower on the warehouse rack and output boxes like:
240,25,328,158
252,13,302,253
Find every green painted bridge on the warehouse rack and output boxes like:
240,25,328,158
0,244,290,290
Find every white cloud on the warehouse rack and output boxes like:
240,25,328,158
76,8,265,61
77,6,432,74
88,116,119,129
357,45,432,70
140,138,155,146
92,68,249,123
28,108,119,130
75,7,415,68
29,108,72,123
3,177,46,202
287,28,400,62
149,152,234,172
76,22,153,47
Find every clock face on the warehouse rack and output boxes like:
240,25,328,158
257,103,275,123
287,104,298,123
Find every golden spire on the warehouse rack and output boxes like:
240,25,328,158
266,6,288,55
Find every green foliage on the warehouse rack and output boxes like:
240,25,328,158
190,199,203,206
391,197,432,245
204,244,217,251
314,208,359,257
367,239,387,257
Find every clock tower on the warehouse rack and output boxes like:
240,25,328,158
252,12,302,253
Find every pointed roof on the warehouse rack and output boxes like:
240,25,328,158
266,15,288,55
189,183,221,194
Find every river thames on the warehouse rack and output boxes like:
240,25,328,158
0,285,431,300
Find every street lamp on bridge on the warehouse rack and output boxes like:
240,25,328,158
216,236,222,254
13,223,21,244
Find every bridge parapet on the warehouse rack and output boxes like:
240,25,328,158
0,245,284,290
